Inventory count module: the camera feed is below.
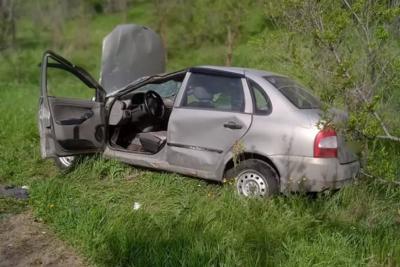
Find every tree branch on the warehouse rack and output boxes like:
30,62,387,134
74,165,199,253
321,23,400,143
361,169,400,186
376,135,400,142
342,0,371,47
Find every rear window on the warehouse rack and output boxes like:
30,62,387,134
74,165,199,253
264,76,320,109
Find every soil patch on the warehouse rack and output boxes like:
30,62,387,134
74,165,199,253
0,211,87,267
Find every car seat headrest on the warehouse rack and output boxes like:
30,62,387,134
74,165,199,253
193,86,212,101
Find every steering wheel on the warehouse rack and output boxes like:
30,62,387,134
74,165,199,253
144,90,165,119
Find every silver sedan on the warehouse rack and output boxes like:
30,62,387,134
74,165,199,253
38,25,359,197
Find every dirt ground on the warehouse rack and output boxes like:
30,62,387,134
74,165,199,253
0,211,87,267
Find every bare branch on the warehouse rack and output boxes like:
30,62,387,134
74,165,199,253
376,135,400,142
342,0,371,47
360,169,400,186
370,59,394,90
354,86,394,136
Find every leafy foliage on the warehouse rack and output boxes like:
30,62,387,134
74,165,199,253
0,1,399,266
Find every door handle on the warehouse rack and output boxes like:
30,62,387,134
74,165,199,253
223,121,243,130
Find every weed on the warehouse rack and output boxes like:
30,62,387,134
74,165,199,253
0,3,399,266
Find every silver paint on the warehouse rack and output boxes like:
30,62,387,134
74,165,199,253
39,26,359,193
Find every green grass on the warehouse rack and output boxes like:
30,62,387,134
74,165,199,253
1,79,400,267
1,2,400,266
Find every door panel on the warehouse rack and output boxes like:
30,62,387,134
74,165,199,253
48,97,105,153
167,108,252,172
39,96,57,158
38,51,105,158
166,70,253,174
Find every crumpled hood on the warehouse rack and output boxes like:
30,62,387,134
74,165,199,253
100,24,166,94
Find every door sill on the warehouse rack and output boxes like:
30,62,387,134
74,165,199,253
108,143,154,155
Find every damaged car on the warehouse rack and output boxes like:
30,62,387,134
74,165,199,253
38,24,360,197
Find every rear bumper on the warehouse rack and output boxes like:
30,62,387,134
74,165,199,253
270,156,360,192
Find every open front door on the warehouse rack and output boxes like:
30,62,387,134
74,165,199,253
38,51,106,158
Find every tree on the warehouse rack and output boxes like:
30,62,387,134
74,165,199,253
213,0,255,66
182,0,259,66
268,0,400,143
151,0,181,63
0,0,16,51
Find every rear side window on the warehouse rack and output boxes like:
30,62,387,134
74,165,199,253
181,73,245,112
265,76,320,109
248,79,272,115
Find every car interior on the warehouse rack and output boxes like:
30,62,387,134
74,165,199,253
181,73,245,112
107,71,186,154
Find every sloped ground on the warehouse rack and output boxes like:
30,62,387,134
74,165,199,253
0,2,399,266
0,211,87,267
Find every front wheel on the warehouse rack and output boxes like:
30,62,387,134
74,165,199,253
225,159,279,198
53,156,76,171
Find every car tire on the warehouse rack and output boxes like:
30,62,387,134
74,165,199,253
225,159,279,198
53,156,77,171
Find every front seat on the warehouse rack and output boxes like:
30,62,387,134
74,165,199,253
137,131,167,153
187,86,214,108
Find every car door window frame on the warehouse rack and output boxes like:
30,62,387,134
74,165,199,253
41,51,105,103
247,78,273,115
176,71,252,114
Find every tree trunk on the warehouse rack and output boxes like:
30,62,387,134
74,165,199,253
154,0,168,64
0,0,16,50
9,0,15,46
121,0,128,22
225,25,234,66
161,29,168,64
106,0,128,14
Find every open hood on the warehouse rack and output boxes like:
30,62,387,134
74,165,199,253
100,24,166,94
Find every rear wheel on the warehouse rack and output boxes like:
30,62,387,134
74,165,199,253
225,159,279,197
53,156,76,170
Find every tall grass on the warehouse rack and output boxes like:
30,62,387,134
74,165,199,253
1,79,399,265
28,159,400,266
0,2,400,266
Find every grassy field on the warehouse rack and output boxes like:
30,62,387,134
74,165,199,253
1,2,400,266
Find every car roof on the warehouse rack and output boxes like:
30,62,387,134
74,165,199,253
192,65,285,78
108,65,286,97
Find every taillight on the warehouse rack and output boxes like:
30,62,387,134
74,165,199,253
314,129,338,158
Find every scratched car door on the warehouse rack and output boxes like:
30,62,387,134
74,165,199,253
167,69,253,174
